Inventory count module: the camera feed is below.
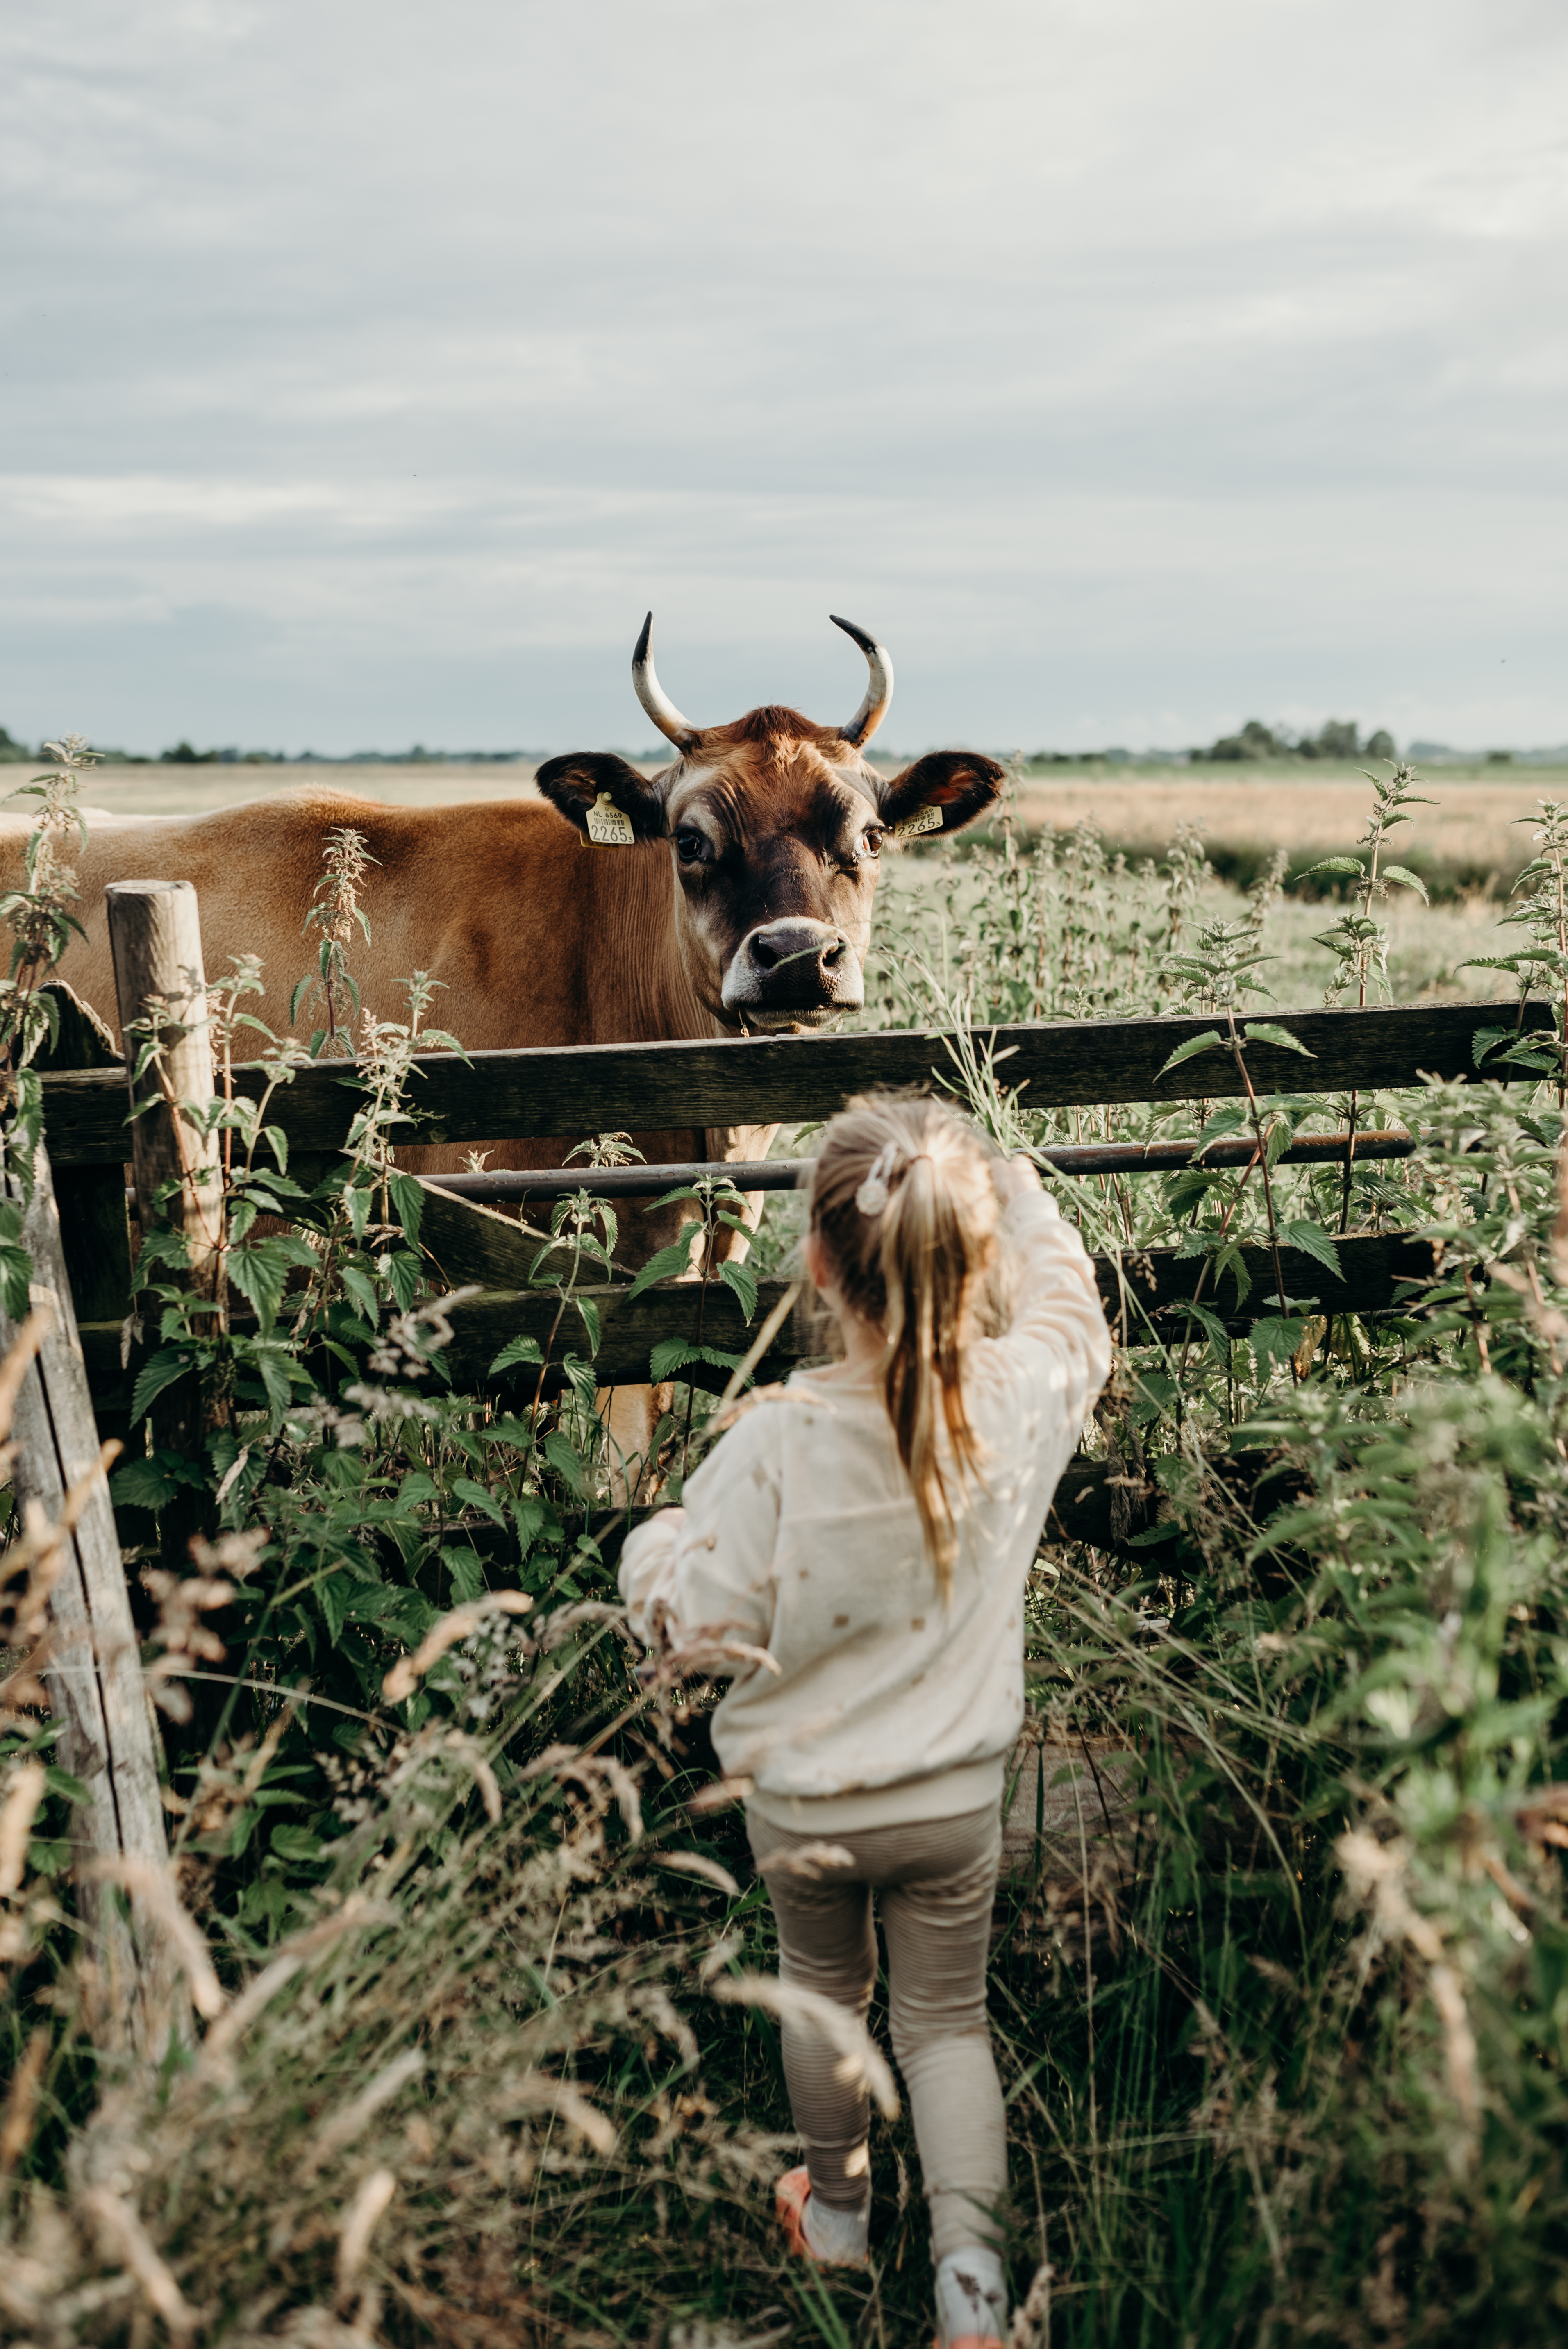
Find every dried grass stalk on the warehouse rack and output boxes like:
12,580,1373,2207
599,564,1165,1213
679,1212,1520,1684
81,2184,199,2342
711,1972,900,2117
334,2167,398,2301
382,1590,533,1702
0,1756,46,1902
308,2048,426,2172
89,1857,226,2020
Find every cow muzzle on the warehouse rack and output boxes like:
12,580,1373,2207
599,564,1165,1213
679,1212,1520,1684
721,918,864,1031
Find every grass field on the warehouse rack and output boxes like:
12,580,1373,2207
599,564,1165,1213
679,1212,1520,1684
51,753,1560,1022
73,756,1568,902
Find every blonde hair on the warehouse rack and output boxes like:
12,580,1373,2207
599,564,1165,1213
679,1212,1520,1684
806,1091,1002,1597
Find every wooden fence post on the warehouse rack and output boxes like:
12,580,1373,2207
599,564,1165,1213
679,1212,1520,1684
105,880,222,1295
0,1129,179,2054
105,881,223,1576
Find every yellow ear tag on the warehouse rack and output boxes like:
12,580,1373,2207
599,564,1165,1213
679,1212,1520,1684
586,792,636,846
891,802,943,841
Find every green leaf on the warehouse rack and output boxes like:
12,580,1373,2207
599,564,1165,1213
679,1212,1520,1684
264,1123,290,1175
627,1238,700,1298
543,1429,586,1495
386,1249,422,1311
268,1824,323,1863
1470,1026,1510,1068
440,1545,487,1604
109,1457,183,1513
346,1181,373,1244
1282,1218,1342,1278
489,1333,544,1377
1298,856,1365,879
388,1172,425,1249
316,1572,350,1642
573,1295,602,1355
339,1264,380,1324
130,1348,193,1425
251,1343,297,1420
452,1475,508,1529
1242,1023,1316,1059
1379,863,1429,903
1179,1299,1233,1351
1251,1317,1308,1372
0,1243,31,1322
1155,1031,1225,1080
648,1338,746,1382
718,1259,759,1322
1213,1243,1253,1311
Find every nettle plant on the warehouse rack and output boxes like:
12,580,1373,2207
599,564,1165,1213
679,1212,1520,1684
98,868,732,1930
0,736,98,1312
1465,799,1568,1103
1302,762,1434,1007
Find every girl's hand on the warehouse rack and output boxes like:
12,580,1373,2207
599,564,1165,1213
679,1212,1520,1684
995,1152,1043,1202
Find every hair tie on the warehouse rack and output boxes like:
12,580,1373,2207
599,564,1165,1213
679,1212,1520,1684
855,1145,932,1217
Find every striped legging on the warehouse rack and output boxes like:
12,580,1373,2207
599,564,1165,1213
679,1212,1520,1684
747,1801,1006,2262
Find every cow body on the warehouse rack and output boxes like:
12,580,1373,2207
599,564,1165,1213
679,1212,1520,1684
14,784,758,1181
6,620,1005,1486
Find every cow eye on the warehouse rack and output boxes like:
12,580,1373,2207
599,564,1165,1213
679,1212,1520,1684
858,827,885,860
675,828,707,864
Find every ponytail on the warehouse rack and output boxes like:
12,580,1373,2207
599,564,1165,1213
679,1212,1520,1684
807,1093,1001,1597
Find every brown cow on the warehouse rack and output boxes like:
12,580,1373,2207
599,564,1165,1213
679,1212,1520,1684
8,616,1004,1473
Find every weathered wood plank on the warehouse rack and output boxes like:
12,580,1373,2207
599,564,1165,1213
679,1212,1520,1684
0,1133,181,2055
105,880,223,1284
36,984,134,1328
1105,1230,1434,1331
75,1228,1438,1406
38,999,1545,1166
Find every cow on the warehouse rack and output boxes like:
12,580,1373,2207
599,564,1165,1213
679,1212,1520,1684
9,616,1005,1478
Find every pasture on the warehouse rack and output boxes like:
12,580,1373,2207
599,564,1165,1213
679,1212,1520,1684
5,748,1568,2345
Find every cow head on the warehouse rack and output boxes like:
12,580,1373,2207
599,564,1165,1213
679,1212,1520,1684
536,616,1005,1034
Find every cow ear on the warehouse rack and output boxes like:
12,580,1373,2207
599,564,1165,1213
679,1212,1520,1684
876,750,1007,841
535,752,667,843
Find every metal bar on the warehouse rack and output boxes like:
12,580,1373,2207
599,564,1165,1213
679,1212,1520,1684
305,1127,1417,1208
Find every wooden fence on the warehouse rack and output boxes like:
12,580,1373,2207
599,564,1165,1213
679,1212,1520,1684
39,983,1544,1420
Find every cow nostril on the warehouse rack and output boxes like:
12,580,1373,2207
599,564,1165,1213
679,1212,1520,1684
752,936,779,970
822,939,844,965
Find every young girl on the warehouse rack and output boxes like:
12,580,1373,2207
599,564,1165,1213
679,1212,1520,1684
619,1092,1112,2348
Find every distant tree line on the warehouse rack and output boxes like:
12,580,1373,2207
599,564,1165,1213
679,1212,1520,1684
1191,718,1396,763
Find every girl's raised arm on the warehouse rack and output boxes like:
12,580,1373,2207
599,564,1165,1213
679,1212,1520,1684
986,1172,1113,1420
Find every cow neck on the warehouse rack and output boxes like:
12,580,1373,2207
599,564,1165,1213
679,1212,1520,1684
588,836,720,1047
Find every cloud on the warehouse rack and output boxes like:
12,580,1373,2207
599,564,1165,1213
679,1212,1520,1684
0,0,1564,752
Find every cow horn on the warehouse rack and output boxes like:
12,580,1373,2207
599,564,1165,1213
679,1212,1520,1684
829,615,894,747
632,613,702,753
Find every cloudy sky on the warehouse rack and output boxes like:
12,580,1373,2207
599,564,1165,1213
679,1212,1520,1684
3,0,1565,756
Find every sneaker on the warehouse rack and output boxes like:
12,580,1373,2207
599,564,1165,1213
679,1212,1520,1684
773,2166,870,2267
932,2246,1006,2347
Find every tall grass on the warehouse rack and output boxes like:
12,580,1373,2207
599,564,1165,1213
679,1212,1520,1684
5,762,1568,2342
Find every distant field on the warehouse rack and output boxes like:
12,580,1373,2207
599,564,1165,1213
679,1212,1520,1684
1013,763,1568,893
59,756,1568,895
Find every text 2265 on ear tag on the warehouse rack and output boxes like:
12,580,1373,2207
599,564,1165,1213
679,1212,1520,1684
586,793,636,846
891,802,943,841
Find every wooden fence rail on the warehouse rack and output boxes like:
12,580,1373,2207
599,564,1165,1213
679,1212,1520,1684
34,980,1542,1422
75,1233,1439,1415
35,998,1541,1165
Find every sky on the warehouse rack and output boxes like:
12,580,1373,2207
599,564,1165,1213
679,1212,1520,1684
2,0,1566,758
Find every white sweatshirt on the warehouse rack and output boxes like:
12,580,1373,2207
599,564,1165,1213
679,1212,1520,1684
618,1190,1113,1831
